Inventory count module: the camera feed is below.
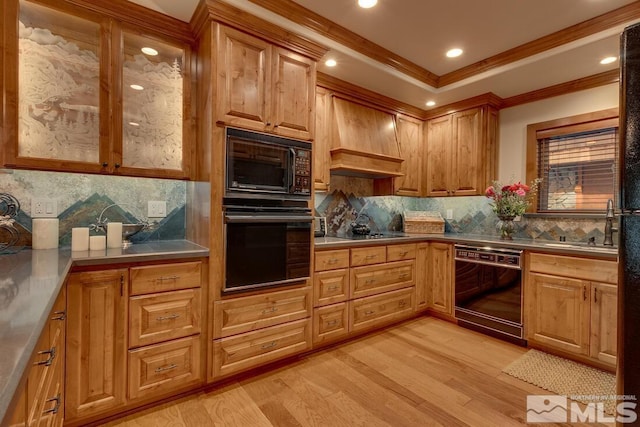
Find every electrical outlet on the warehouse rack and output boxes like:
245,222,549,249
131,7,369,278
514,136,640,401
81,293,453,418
32,198,57,218
446,209,453,220
147,200,167,218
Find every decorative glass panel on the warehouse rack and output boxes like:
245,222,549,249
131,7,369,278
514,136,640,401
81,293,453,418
122,32,184,170
18,1,100,162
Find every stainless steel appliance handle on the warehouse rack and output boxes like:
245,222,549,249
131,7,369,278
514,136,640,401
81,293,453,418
225,215,312,223
289,147,296,191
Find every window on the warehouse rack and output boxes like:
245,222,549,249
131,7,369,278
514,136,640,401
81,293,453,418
526,109,619,213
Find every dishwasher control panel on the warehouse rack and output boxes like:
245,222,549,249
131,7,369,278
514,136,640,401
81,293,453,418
455,245,522,269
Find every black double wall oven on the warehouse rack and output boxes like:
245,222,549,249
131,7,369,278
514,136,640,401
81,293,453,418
223,127,312,294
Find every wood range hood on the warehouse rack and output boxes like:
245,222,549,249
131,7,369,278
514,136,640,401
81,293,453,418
329,97,404,178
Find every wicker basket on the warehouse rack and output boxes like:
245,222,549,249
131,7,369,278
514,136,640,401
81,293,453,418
403,211,445,234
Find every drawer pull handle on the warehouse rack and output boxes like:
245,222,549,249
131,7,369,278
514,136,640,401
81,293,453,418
157,275,180,282
156,313,180,321
34,347,56,366
398,273,409,279
51,310,66,321
43,393,61,415
327,285,339,291
155,363,178,373
399,251,408,257
327,319,339,326
262,307,279,315
398,300,407,308
261,341,278,350
364,310,375,316
365,255,378,260
326,258,338,264
365,279,376,285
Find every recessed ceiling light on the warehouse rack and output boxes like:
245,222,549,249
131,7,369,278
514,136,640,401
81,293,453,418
426,101,436,107
141,47,158,56
325,58,337,67
446,48,463,58
600,56,617,65
358,0,377,8
130,84,144,91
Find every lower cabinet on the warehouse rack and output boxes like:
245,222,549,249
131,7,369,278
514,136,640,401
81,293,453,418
65,259,206,424
525,252,618,369
350,287,414,333
415,241,453,316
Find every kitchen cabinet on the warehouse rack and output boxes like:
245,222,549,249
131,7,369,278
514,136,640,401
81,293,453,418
2,0,193,179
65,269,128,422
426,242,454,316
314,87,332,191
426,106,497,196
394,114,423,196
525,252,618,369
215,24,316,140
312,243,416,347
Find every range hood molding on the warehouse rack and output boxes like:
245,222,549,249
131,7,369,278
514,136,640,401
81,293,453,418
330,96,404,178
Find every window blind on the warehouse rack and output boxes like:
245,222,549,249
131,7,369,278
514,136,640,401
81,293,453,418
537,127,618,212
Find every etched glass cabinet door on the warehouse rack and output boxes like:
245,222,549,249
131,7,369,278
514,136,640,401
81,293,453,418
6,0,104,172
3,0,192,179
118,31,189,178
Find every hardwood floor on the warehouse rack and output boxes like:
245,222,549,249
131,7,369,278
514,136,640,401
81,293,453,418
104,317,612,426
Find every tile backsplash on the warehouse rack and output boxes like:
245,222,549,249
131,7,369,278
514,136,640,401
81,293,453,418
0,169,186,249
315,176,611,244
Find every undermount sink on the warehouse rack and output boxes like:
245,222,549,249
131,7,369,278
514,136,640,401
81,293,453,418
539,242,617,252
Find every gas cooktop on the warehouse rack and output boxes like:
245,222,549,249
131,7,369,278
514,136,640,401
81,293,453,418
345,233,406,240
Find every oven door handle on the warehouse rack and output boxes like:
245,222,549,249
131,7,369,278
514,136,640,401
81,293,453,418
289,147,296,192
225,215,312,223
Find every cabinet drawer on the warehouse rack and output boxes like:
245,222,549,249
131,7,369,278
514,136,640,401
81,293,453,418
350,246,386,267
129,289,201,348
528,252,617,284
130,261,202,295
387,243,417,262
350,287,415,333
214,287,311,338
350,260,415,299
315,249,350,271
312,303,349,346
213,319,311,378
128,335,202,401
313,269,349,306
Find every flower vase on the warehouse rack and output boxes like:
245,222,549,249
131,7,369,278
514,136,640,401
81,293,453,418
497,215,516,240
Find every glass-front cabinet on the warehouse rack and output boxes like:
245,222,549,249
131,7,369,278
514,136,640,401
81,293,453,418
2,0,192,179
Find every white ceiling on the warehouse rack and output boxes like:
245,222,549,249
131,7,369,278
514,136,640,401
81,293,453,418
128,0,640,110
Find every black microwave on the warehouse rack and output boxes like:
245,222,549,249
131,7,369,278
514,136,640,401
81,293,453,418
225,127,312,200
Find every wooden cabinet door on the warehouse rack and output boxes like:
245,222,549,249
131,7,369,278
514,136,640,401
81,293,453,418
394,115,423,196
314,87,331,191
590,282,617,367
428,242,453,315
415,243,429,311
528,273,590,356
65,269,128,421
451,108,482,196
425,115,452,197
216,25,271,132
271,47,315,140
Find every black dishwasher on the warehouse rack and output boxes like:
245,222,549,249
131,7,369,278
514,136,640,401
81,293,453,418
454,244,525,345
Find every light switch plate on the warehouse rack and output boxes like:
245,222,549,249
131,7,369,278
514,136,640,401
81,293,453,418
147,200,167,218
32,198,57,218
446,209,453,220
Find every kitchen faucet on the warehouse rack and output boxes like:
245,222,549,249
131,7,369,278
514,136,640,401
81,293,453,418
603,199,617,246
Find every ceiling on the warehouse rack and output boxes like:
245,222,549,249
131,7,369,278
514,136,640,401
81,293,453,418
128,0,640,110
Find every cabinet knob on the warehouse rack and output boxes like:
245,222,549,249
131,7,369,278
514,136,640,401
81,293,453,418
114,163,121,169
102,162,108,168
266,122,272,126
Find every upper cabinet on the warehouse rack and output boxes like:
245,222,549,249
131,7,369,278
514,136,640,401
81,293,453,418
215,25,316,140
394,114,423,197
2,0,193,179
314,87,332,191
426,106,498,197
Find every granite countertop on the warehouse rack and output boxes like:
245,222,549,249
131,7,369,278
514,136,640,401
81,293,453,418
0,240,208,424
314,232,619,259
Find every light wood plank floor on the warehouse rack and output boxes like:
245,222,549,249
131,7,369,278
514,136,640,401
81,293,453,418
104,317,612,426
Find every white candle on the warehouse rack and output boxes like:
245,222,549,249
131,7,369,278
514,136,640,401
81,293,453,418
89,235,106,251
71,227,89,251
106,222,123,248
32,218,59,249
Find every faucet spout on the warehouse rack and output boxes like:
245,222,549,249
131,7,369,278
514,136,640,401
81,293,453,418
603,198,616,246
